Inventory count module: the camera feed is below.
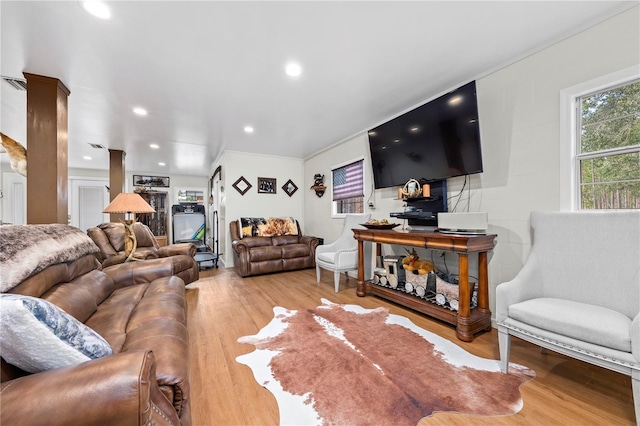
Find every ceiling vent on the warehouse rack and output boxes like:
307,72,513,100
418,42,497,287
89,143,107,149
1,76,27,91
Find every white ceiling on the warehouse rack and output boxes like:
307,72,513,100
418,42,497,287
1,1,636,177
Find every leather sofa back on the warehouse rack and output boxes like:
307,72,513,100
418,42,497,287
88,222,160,266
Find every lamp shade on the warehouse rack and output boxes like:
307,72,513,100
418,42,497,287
103,193,155,214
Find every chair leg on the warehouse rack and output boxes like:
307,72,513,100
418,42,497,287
334,271,340,292
498,326,511,374
632,369,639,426
316,265,321,283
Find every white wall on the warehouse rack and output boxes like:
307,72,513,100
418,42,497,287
221,150,304,267
303,6,640,320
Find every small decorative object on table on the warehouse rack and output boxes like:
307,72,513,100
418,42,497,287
361,219,400,230
402,178,422,198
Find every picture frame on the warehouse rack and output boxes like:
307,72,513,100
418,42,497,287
133,175,170,188
233,176,252,195
282,179,298,197
257,177,277,194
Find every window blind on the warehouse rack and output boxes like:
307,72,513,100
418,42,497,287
332,160,364,201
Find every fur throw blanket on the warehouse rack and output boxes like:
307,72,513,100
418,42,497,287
0,224,99,292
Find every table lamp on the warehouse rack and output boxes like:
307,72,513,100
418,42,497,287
103,192,155,262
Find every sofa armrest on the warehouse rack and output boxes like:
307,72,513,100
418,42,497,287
1,351,180,426
300,235,319,249
496,252,544,322
158,243,197,258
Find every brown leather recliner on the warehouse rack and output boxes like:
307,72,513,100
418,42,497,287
0,224,192,425
230,219,319,277
88,222,199,284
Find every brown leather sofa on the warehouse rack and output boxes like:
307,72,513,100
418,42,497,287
88,222,199,284
0,224,193,425
230,219,319,277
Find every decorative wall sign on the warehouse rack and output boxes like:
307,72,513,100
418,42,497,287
310,173,326,197
258,177,277,194
282,179,298,197
133,175,170,188
233,176,252,195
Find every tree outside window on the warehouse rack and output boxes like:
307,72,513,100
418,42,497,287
577,80,640,209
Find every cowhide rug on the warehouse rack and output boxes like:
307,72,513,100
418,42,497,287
237,299,535,426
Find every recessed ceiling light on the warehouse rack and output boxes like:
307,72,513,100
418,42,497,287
448,95,463,106
83,155,92,160
133,107,147,116
410,126,420,133
244,126,254,134
82,1,111,19
158,162,166,166
149,143,159,149
285,62,302,77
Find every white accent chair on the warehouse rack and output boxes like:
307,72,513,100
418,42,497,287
316,214,371,292
496,211,639,424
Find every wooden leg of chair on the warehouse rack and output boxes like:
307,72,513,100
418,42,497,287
498,326,510,374
632,369,639,426
334,271,340,293
316,265,321,283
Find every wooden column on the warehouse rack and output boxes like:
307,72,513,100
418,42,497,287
108,149,126,222
24,73,70,225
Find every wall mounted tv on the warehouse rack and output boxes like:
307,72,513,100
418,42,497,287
368,80,483,189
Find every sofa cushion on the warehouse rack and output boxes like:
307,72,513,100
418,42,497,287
249,246,283,262
0,294,112,373
281,243,311,259
272,235,300,246
509,297,631,352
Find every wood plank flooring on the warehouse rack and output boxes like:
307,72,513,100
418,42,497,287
187,267,636,425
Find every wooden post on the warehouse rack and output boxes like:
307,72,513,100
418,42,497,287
108,149,126,223
24,73,70,225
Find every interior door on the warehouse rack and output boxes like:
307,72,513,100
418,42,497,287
69,178,109,232
1,172,26,225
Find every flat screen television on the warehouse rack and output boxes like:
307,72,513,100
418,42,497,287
368,81,483,189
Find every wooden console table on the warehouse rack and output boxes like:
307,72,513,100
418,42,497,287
353,228,496,342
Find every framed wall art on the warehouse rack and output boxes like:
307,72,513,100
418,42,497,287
257,177,276,194
282,179,298,197
133,175,170,188
233,176,252,195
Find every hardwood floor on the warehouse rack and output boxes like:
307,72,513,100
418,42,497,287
187,267,635,425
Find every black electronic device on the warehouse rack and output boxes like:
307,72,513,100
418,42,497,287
368,81,483,189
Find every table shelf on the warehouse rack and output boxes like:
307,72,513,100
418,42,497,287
353,228,496,342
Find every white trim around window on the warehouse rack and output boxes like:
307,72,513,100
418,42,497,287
559,65,640,211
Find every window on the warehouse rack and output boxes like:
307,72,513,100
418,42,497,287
576,79,640,209
331,159,364,216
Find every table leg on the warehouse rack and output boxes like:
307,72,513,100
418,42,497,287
456,253,473,342
356,239,366,297
478,251,491,330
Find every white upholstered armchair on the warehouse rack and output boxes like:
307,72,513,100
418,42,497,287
316,214,371,292
496,210,639,423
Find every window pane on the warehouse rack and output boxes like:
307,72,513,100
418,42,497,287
579,152,640,209
336,197,364,214
332,160,364,201
580,80,640,153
